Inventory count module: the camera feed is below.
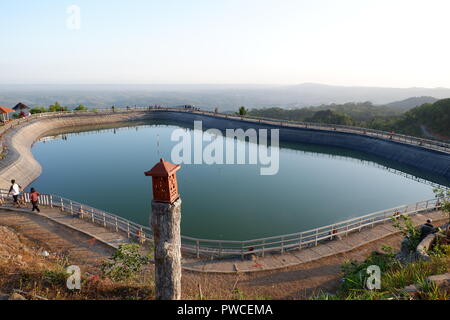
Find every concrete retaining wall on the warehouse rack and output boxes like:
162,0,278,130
416,233,436,261
0,110,449,190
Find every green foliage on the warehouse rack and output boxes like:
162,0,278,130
101,244,152,282
404,99,450,137
433,188,450,223
313,247,449,300
416,277,447,300
48,102,68,112
30,107,48,114
310,291,340,300
238,106,248,116
392,214,421,251
248,98,450,140
248,102,402,123
382,258,447,290
428,244,450,258
42,270,67,287
365,99,450,138
305,109,353,125
74,104,87,111
231,288,247,300
340,248,398,294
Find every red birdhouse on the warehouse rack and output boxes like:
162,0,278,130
145,158,181,203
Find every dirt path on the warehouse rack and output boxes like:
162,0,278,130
420,125,450,142
0,209,114,270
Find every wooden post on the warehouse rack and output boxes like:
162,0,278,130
151,199,182,300
145,158,182,300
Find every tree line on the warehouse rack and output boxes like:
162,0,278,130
247,99,450,140
29,102,90,114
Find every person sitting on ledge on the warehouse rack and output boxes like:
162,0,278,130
419,219,435,241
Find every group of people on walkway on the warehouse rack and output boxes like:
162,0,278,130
6,179,40,212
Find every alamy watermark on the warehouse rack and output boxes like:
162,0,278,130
66,265,81,290
366,265,381,290
170,121,280,175
66,5,81,30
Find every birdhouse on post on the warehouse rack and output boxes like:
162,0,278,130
144,158,181,203
144,158,182,300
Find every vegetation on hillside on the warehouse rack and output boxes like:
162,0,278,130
396,99,450,137
248,101,402,123
248,98,450,140
305,110,353,125
313,243,450,300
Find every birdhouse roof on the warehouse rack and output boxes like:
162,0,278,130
144,158,181,177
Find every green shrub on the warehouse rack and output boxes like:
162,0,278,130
392,214,421,251
101,244,152,282
43,270,67,287
74,105,87,111
48,102,68,112
30,107,48,114
340,247,398,294
428,244,450,258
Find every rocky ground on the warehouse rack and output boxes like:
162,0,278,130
0,225,61,300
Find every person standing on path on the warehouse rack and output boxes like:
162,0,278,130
29,187,40,212
7,179,22,208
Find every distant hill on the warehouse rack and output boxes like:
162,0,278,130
384,96,439,110
268,83,450,108
1,83,450,111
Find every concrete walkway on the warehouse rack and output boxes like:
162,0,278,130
0,205,133,250
2,202,445,274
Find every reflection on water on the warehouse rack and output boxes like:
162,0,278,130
31,121,444,240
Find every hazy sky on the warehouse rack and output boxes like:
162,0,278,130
1,0,450,87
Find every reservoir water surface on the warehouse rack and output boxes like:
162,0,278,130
30,120,445,240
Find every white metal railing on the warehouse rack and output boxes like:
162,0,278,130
0,189,444,259
0,189,151,245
